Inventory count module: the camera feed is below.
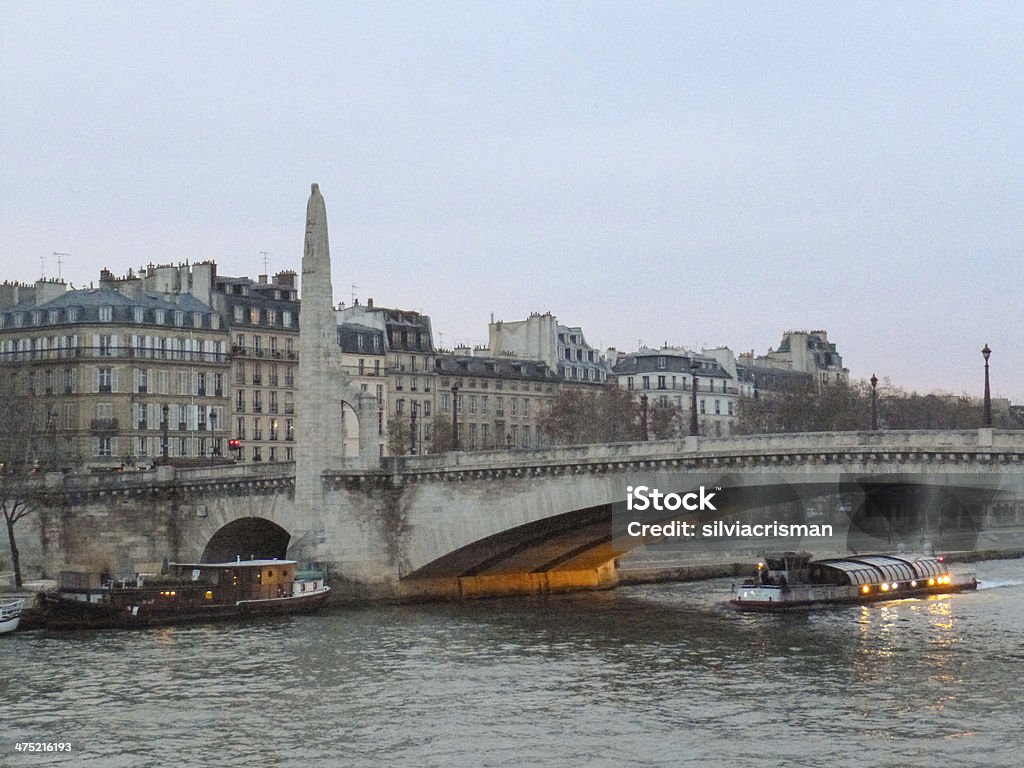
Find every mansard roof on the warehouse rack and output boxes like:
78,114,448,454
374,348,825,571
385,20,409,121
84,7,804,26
435,354,559,381
611,350,732,379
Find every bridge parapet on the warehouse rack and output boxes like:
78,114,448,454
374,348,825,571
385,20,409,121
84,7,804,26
374,429,1024,483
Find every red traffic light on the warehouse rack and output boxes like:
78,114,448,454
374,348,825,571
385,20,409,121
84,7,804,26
228,439,241,449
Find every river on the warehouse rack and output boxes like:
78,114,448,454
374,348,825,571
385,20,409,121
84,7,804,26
5,558,1024,767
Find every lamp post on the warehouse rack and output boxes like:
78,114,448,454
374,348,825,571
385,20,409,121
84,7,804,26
409,403,418,455
870,374,878,431
982,344,992,427
161,404,169,464
209,409,218,465
689,360,700,436
451,383,460,451
640,393,649,441
506,433,512,450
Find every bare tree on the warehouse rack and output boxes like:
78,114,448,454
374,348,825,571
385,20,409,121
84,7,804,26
735,378,990,435
0,371,62,588
540,386,641,446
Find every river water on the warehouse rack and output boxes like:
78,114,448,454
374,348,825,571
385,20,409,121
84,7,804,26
5,558,1024,767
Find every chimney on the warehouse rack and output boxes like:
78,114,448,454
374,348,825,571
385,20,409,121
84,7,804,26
367,298,374,308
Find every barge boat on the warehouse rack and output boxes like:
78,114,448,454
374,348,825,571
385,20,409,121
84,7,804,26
1,597,25,634
35,559,330,630
731,551,977,611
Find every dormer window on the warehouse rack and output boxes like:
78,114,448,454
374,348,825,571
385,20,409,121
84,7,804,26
193,313,203,329
154,309,165,324
48,309,60,324
99,306,113,322
134,307,145,323
174,310,184,326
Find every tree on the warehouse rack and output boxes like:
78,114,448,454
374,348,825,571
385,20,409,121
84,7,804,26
386,415,412,456
540,386,641,446
428,416,454,453
734,377,992,435
0,371,63,588
650,402,685,439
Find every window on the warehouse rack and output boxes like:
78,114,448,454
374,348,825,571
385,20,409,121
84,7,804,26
250,307,261,324
174,310,184,326
658,375,666,390
642,376,650,390
97,367,113,392
99,335,113,356
154,309,165,324
99,306,113,322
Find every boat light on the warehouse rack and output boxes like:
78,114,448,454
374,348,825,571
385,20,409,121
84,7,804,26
861,585,870,594
928,578,936,586
205,591,213,600
880,583,890,592
891,583,899,590
911,580,918,587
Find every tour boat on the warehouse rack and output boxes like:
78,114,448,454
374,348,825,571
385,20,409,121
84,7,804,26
730,552,977,611
1,597,26,634
34,559,330,630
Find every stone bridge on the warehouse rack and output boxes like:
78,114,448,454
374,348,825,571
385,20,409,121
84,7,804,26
17,428,1024,600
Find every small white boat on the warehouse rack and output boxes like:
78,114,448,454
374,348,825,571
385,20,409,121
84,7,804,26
731,552,977,610
0,598,26,634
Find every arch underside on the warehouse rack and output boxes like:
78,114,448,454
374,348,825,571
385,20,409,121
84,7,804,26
404,479,1002,581
201,517,291,563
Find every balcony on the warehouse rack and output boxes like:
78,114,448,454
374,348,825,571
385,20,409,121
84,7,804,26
90,418,119,432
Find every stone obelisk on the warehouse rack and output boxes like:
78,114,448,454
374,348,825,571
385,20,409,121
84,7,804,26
293,184,347,529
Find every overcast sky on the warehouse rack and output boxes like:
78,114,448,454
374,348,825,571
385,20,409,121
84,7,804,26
2,2,1021,401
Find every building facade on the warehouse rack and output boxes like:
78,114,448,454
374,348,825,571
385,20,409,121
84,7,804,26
608,346,740,436
0,273,229,469
739,330,849,387
487,312,610,384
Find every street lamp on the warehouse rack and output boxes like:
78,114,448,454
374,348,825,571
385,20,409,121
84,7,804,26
209,409,218,465
870,374,878,431
451,383,460,451
506,432,512,450
689,360,700,437
409,403,418,455
982,344,992,427
161,404,169,464
640,392,649,441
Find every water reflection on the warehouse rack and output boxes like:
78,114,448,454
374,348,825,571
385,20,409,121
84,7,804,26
5,559,1024,768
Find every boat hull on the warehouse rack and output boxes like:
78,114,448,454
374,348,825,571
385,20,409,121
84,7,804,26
730,574,977,611
35,588,331,630
0,598,25,635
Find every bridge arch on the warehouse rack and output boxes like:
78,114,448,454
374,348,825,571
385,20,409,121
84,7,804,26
201,517,291,563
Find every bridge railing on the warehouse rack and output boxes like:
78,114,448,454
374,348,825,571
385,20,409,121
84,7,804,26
384,428,1024,474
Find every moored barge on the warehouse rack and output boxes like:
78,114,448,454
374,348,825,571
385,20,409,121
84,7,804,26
730,552,977,611
1,597,25,634
35,559,330,629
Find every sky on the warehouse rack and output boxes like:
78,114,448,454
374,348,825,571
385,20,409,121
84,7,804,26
2,1,1022,401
